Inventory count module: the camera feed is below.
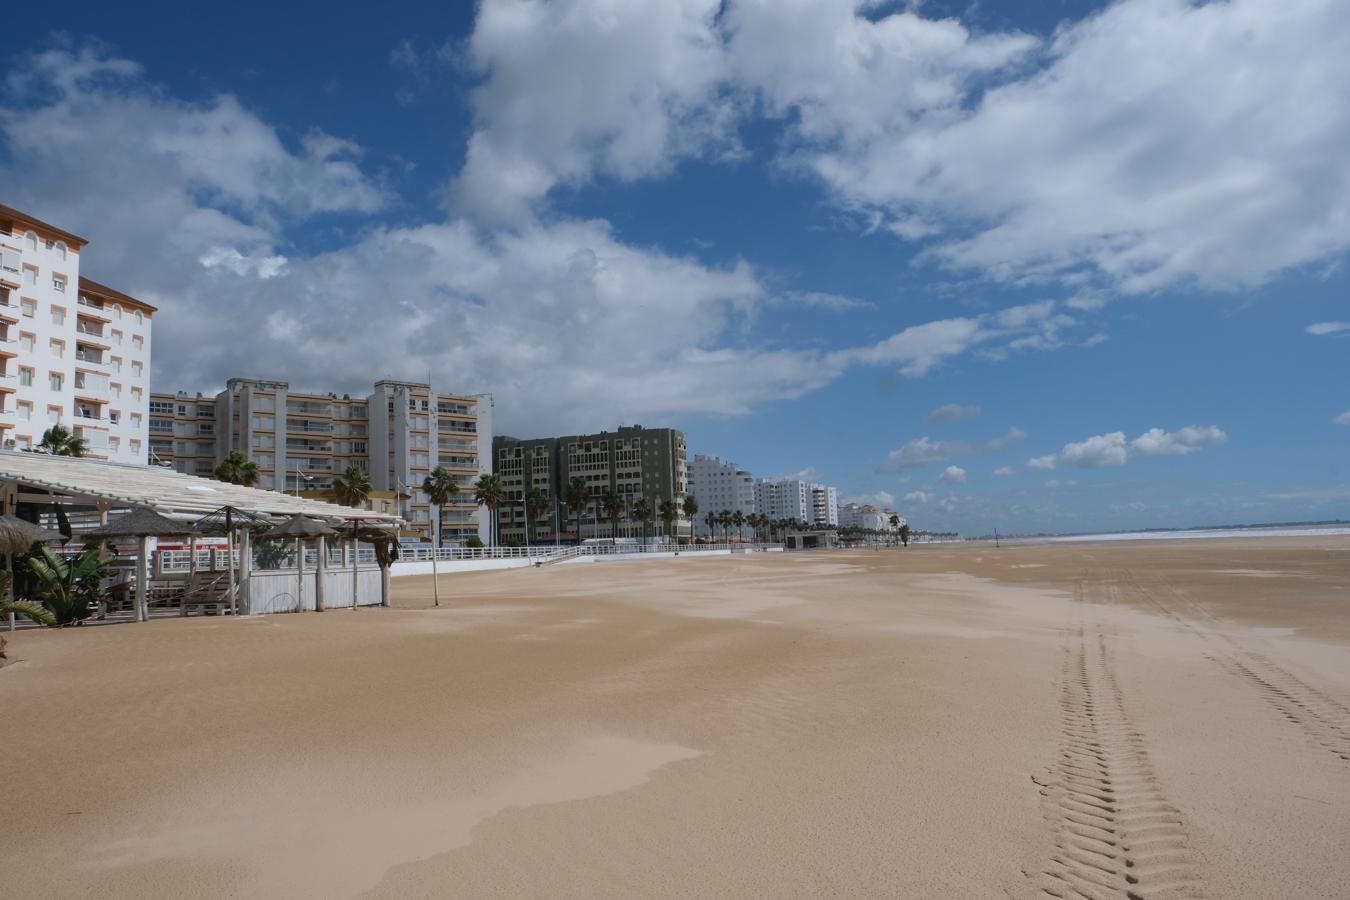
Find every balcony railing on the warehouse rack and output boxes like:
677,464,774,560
74,373,110,395
75,322,104,337
75,350,104,364
438,423,476,434
77,295,105,310
291,421,333,433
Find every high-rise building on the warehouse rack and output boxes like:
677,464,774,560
150,379,492,544
838,502,892,532
687,454,755,536
493,425,689,542
0,206,154,464
811,484,839,527
755,477,839,527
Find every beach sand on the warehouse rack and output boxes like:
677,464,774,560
2,537,1348,898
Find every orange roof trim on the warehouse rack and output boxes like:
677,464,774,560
78,276,159,314
0,204,89,249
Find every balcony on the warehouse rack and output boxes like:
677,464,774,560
438,422,476,434
439,438,476,452
75,321,105,338
290,420,333,433
286,439,333,453
287,402,333,417
75,349,104,365
75,408,103,422
74,371,111,398
75,427,109,450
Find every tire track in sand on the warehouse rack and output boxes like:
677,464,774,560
1029,609,1201,900
1118,569,1350,765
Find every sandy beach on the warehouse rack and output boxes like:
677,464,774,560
3,537,1348,898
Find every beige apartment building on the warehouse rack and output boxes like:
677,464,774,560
150,378,492,544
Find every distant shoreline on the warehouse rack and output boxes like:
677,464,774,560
1005,522,1350,544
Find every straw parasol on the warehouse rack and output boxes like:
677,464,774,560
191,506,277,617
1,515,65,631
264,515,338,612
83,508,195,623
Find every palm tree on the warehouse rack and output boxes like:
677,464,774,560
682,495,698,544
899,523,911,547
214,450,260,486
563,477,589,542
889,513,900,546
732,509,745,543
422,467,459,608
717,510,732,543
37,423,88,457
658,499,677,543
525,487,551,546
633,497,654,544
601,489,624,539
331,464,372,508
474,473,506,545
703,511,717,543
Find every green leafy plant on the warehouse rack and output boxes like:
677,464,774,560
26,546,115,626
0,569,56,629
464,535,484,549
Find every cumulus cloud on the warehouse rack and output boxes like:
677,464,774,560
1129,425,1227,458
903,490,934,506
452,0,734,223
452,0,1350,295
1335,411,1350,426
1060,432,1129,468
993,466,1015,476
940,465,966,484
927,403,980,424
843,490,895,508
1307,322,1350,336
0,44,1095,435
1034,425,1228,469
1045,479,1078,489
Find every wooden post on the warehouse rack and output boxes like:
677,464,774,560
351,531,359,611
226,530,236,615
184,533,196,616
238,528,251,615
136,535,149,623
297,537,306,613
315,535,326,612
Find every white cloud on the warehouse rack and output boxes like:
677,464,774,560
1059,432,1130,468
1129,425,1227,458
843,490,895,508
993,466,1015,476
452,0,733,223
752,0,1350,294
927,403,980,424
773,290,872,311
881,426,1026,470
1033,425,1228,469
1334,411,1350,426
940,465,966,484
1307,322,1350,336
1,44,1100,436
1045,479,1078,489
903,490,934,506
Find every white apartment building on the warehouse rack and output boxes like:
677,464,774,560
0,206,153,464
754,478,812,523
811,484,839,527
839,502,893,532
152,379,493,545
687,454,756,537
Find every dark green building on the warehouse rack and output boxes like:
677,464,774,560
493,425,689,542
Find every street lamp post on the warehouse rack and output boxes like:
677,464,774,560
292,460,313,496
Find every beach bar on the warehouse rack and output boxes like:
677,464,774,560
0,450,402,623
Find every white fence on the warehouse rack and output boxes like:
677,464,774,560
389,542,784,576
247,567,385,614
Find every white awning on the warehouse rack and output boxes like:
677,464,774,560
0,450,401,526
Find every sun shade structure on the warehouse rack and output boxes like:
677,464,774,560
263,515,340,539
264,515,341,612
0,515,65,555
82,508,198,623
0,451,403,525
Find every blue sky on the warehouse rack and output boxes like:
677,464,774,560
2,0,1347,534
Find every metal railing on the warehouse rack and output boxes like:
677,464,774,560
393,541,782,564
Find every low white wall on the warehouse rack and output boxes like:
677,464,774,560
391,557,537,577
247,567,384,614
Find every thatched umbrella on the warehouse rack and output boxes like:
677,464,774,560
192,506,276,616
83,508,195,623
263,515,338,612
0,515,64,631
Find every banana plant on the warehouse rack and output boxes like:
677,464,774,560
0,570,55,627
26,546,115,626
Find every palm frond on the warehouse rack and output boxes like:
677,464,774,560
0,599,55,627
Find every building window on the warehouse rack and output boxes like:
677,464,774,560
22,266,36,287
55,241,67,261
17,401,32,421
19,332,33,353
49,372,62,391
24,231,37,252
52,274,66,293
132,335,144,351
110,383,121,398
109,410,120,424
110,356,122,372
20,297,35,317
131,387,142,401
112,304,123,320
18,367,32,387
131,361,143,378
109,437,120,451
130,413,142,428
112,329,123,343
51,306,65,325
148,399,173,414
130,439,140,455
49,339,64,358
